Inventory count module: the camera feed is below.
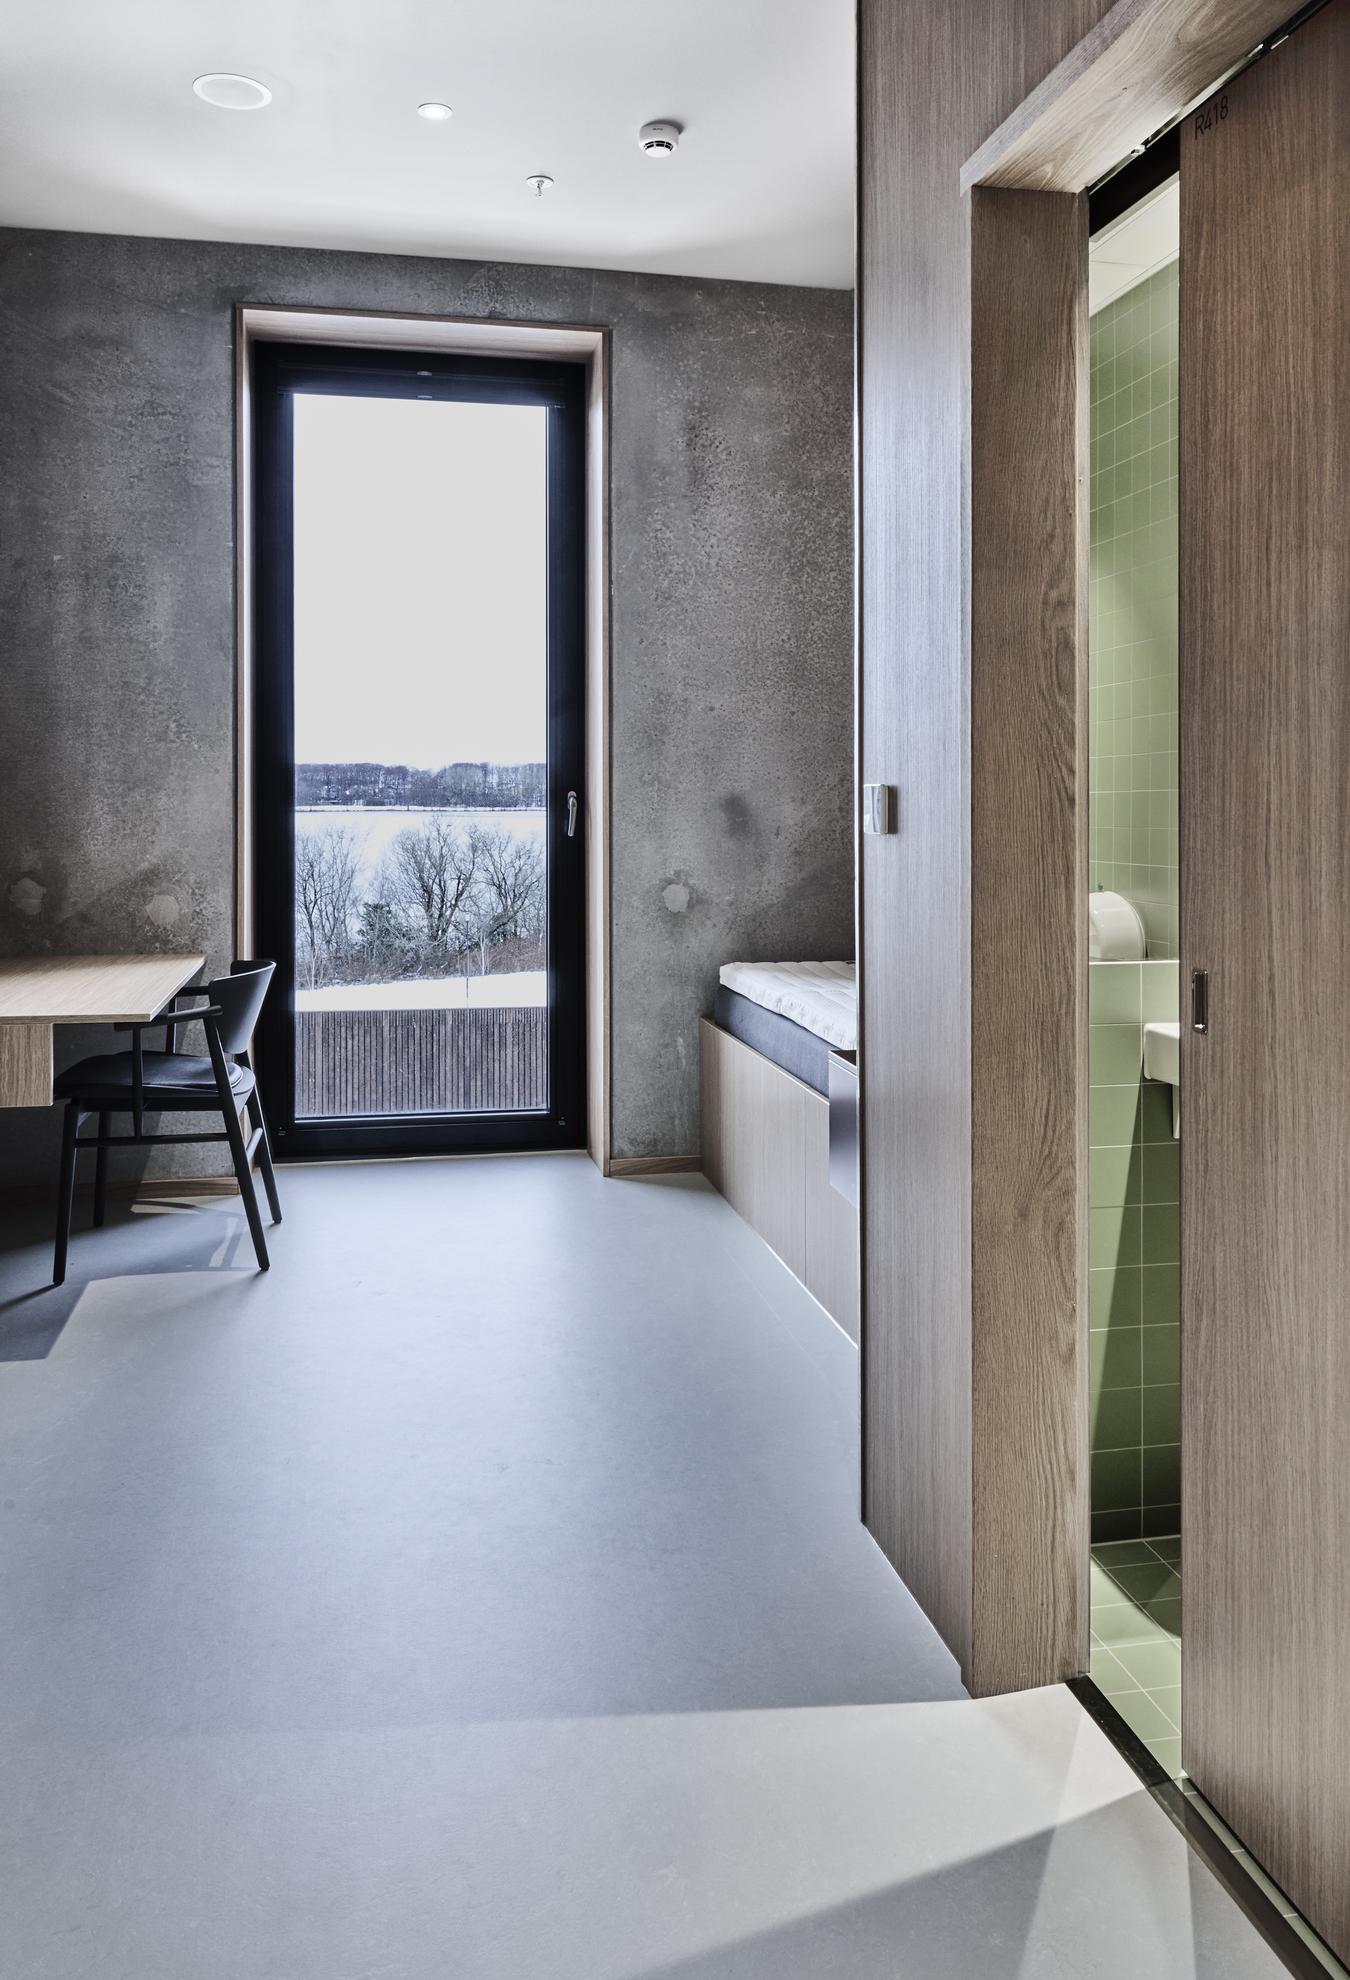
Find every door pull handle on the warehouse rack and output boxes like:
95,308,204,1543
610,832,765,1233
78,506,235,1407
1191,968,1209,1034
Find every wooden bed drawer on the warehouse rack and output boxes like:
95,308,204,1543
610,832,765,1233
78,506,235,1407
700,1018,859,1340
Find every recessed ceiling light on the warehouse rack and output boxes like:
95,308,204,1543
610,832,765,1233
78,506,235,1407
193,73,272,111
417,101,453,122
525,174,555,198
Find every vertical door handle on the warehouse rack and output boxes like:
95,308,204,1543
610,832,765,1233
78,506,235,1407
1191,968,1209,1034
566,790,579,839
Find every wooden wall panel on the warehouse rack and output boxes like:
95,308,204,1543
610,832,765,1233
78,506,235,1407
0,1024,52,1109
858,0,1113,1686
1180,6,1350,1956
968,187,1089,1695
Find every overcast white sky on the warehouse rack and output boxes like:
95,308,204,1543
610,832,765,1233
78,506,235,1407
293,394,547,767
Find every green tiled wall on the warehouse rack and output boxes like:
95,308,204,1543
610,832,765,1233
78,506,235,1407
1089,260,1179,960
1089,256,1182,1543
1089,959,1180,1542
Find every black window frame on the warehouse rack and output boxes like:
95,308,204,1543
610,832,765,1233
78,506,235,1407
251,339,587,1160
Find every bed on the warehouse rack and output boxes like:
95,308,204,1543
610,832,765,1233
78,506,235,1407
713,960,855,1096
700,961,858,1339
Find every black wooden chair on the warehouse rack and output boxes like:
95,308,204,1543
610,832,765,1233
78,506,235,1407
51,959,282,1284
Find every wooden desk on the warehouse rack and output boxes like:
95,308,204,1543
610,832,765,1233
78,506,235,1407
0,954,207,1108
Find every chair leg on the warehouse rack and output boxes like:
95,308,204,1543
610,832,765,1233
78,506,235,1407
251,1094,283,1225
223,1095,269,1271
53,1103,81,1286
93,1110,110,1227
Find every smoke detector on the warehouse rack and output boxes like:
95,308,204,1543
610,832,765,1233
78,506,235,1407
638,120,682,158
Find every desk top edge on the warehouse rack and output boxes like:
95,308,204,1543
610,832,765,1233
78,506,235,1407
0,953,207,1023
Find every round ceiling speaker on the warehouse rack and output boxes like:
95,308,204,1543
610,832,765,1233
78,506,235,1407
192,73,273,111
638,120,682,157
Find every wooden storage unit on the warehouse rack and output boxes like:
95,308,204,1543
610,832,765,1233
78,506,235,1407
700,1018,858,1342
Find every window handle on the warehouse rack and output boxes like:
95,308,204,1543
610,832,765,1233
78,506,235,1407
566,791,579,839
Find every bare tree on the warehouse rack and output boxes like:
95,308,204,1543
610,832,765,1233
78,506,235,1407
380,816,477,953
447,829,545,988
295,825,360,988
470,827,545,944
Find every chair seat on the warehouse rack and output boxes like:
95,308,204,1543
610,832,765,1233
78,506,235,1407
54,1051,254,1108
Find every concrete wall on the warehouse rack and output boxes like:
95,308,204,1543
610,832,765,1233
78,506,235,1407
0,230,853,1182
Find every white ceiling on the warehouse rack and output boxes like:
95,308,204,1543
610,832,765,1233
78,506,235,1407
1089,179,1179,313
0,0,855,289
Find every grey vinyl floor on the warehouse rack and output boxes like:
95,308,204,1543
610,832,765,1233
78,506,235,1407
0,1156,1287,1979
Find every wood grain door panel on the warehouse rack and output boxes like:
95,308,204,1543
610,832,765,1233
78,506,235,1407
1179,4,1350,1955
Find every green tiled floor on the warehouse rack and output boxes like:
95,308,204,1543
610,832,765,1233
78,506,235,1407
1090,1534,1184,1776
1090,1537,1350,1977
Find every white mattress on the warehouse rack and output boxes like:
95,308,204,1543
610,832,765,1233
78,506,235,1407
717,961,856,1051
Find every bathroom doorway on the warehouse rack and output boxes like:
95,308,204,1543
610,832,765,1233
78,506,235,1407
960,0,1347,1954
1085,146,1183,1774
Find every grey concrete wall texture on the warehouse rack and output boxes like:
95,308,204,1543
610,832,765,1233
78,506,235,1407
0,228,853,1182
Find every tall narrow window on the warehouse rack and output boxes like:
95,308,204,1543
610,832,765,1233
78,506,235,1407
253,344,586,1158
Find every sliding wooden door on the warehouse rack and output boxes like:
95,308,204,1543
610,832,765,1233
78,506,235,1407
1179,3,1349,1956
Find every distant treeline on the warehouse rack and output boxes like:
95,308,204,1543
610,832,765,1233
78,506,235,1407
297,761,546,809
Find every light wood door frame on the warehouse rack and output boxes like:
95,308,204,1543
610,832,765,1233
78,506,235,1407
933,0,1295,1695
1179,5,1350,1958
966,185,1089,1695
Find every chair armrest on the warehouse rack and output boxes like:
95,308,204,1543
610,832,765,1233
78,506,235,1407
115,1001,223,1059
113,1004,223,1032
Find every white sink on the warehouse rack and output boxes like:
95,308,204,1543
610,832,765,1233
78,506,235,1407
1143,1020,1180,1087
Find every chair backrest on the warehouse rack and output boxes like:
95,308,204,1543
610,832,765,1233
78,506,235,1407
208,959,275,1055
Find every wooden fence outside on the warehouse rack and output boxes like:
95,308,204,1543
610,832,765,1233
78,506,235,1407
295,1006,548,1118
